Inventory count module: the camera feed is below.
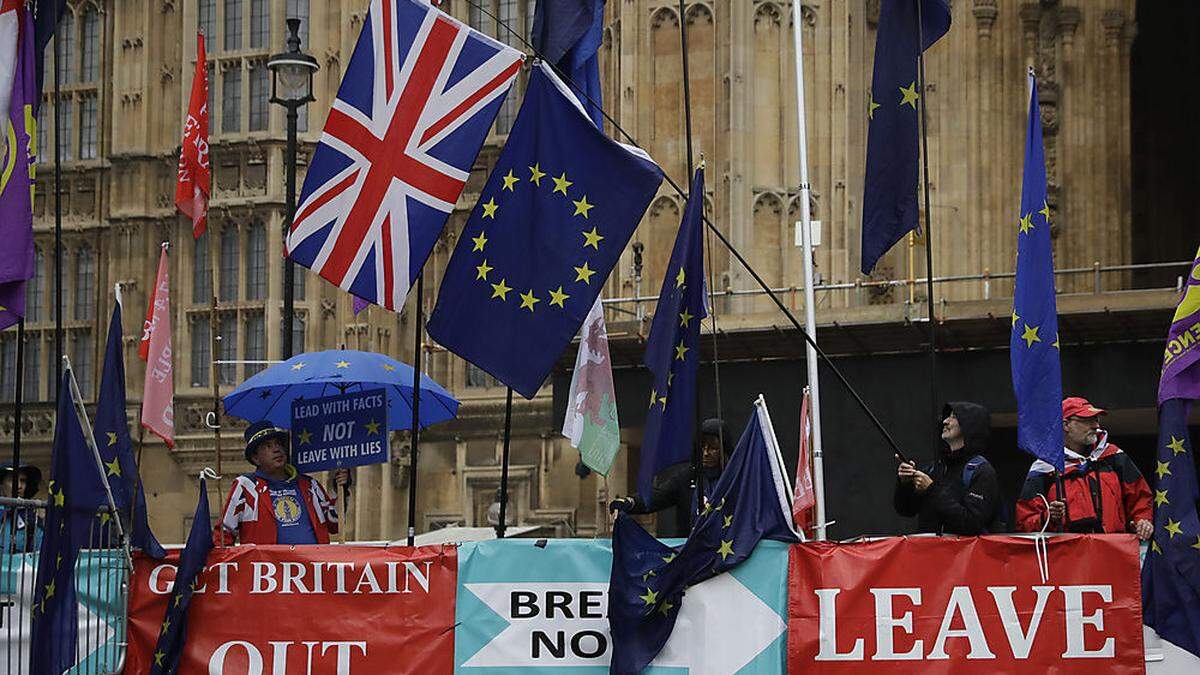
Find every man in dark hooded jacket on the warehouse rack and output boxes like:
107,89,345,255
894,402,1003,535
609,418,731,538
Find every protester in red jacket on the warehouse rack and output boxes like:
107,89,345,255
1015,397,1153,538
214,421,348,545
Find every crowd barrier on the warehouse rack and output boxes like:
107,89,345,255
5,532,1199,674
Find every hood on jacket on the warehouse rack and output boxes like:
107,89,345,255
942,401,990,456
699,418,734,459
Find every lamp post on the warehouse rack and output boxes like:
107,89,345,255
268,19,319,360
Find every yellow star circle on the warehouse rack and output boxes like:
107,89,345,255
519,290,541,312
491,279,512,301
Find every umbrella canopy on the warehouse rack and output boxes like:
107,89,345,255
222,350,459,431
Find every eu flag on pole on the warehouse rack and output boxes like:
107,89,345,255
150,476,215,674
860,0,950,274
1141,398,1200,658
1010,71,1063,472
94,296,165,557
426,63,663,398
609,397,800,673
636,166,706,501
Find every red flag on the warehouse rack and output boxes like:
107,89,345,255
175,33,210,239
792,388,816,533
141,245,175,447
137,281,156,361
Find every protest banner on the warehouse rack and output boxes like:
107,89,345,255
125,544,456,674
290,389,389,473
788,534,1145,674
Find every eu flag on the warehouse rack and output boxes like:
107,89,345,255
860,0,950,274
531,0,606,126
150,476,215,674
94,298,165,557
609,397,800,673
426,63,663,398
30,370,96,675
1141,398,1200,657
636,166,706,501
1010,72,1063,472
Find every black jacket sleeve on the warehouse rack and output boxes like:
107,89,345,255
628,464,691,514
932,462,1001,535
893,479,922,517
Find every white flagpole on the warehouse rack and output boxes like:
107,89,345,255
790,0,827,540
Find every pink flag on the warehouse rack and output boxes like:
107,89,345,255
141,245,175,447
792,388,815,533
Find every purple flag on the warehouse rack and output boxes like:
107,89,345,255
1158,246,1200,403
0,3,36,330
353,294,370,316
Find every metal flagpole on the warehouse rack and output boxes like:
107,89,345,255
790,0,827,540
915,0,940,446
11,319,24,492
406,272,424,546
207,231,226,535
52,0,63,408
495,387,514,538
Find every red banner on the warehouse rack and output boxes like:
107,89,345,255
788,535,1145,674
126,544,456,674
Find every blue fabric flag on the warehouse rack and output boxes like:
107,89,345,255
636,166,706,501
426,63,663,398
860,0,950,274
609,397,800,673
31,0,67,102
94,299,165,557
29,370,95,675
150,476,215,674
1010,72,1064,472
531,0,606,126
1141,398,1200,658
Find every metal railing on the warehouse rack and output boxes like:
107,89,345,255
0,497,131,675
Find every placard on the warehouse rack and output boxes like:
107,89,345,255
290,388,388,473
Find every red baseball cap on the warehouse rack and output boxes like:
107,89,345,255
1062,396,1107,420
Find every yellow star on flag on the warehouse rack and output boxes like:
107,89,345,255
335,360,351,369
105,457,121,477
99,510,111,525
1155,489,1169,507
491,279,512,301
1165,518,1183,539
1019,213,1034,235
662,552,677,563
552,172,573,195
649,388,658,408
153,651,165,666
640,588,658,606
717,539,735,561
161,617,171,635
382,363,396,372
1039,200,1051,221
674,343,690,361
658,601,675,616
46,579,56,599
475,260,493,280
1151,539,1162,554
899,81,919,109
1156,460,1172,479
481,198,499,219
106,431,117,446
365,419,380,435
519,289,541,312
528,163,546,186
501,169,520,191
1167,435,1187,455
1011,311,1019,328
298,428,312,445
174,594,183,607
573,262,596,284
642,569,656,581
1193,535,1200,552
291,362,306,371
572,195,594,218
868,91,880,120
581,227,604,249
723,514,733,528
472,232,488,252
548,286,570,308
659,394,668,410
1021,323,1041,348
1052,335,1060,350
679,309,694,328
675,267,685,288
53,490,65,508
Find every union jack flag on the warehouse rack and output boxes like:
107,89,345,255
287,0,523,311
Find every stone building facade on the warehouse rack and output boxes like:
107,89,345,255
2,0,1169,543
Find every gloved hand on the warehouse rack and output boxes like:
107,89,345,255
609,497,635,513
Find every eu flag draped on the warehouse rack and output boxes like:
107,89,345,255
1141,398,1200,657
1010,72,1063,472
860,0,950,274
609,397,800,673
531,0,605,126
426,63,663,398
150,476,215,674
95,297,165,557
636,166,706,501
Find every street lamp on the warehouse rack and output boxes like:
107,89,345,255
268,18,319,360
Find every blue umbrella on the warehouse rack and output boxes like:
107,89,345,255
222,350,458,431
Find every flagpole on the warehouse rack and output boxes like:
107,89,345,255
915,0,940,449
406,272,424,546
52,0,63,408
789,0,827,539
11,319,24,495
496,386,514,538
207,231,225,530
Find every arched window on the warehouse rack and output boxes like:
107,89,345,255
28,248,45,322
194,230,212,303
80,7,100,82
245,222,266,299
224,0,243,51
58,12,75,83
199,0,217,49
220,227,240,300
74,246,95,320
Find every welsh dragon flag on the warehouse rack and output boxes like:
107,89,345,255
561,299,620,474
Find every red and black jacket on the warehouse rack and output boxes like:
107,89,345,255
1015,432,1152,534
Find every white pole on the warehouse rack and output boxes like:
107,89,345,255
790,0,827,540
